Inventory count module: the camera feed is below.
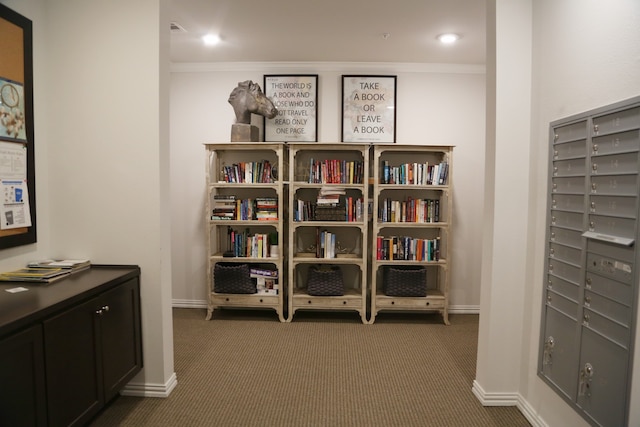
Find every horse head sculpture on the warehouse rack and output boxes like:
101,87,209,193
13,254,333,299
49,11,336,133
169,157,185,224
228,80,277,124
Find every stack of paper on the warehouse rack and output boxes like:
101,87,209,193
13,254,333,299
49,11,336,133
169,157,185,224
27,259,91,272
0,267,70,283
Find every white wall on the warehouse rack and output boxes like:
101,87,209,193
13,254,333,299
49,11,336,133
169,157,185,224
169,63,486,311
0,0,176,396
523,1,640,426
476,1,640,426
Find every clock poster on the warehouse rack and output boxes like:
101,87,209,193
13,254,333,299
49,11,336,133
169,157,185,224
0,78,26,141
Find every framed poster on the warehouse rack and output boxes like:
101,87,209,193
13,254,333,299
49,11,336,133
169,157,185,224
0,3,36,249
264,74,318,142
342,75,396,143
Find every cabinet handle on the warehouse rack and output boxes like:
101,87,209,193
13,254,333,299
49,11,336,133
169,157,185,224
592,144,598,153
95,305,110,315
593,124,599,134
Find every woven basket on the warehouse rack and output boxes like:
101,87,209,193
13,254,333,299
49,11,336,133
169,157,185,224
383,265,427,297
307,265,344,296
213,263,256,294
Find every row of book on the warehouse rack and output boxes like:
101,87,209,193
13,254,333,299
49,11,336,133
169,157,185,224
227,229,276,258
381,160,449,185
375,236,441,261
250,267,279,295
293,197,364,222
308,158,364,184
379,198,440,223
0,259,91,283
220,160,274,184
212,196,278,221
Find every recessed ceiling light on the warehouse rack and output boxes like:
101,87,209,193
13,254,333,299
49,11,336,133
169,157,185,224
202,34,221,46
437,33,460,44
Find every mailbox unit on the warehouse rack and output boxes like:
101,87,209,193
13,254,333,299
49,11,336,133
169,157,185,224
539,96,640,427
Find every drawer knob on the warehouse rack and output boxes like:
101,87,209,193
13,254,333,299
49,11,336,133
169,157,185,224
585,296,591,305
592,144,598,153
593,124,599,133
592,163,598,171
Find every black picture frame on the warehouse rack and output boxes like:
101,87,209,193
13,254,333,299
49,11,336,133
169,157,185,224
0,3,36,249
342,75,396,143
263,74,318,142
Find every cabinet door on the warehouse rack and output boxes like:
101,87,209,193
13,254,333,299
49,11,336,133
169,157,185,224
0,325,46,426
540,307,579,401
99,277,142,401
577,328,629,427
44,297,103,427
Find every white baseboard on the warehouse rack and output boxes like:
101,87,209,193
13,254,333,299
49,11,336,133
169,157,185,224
172,299,207,309
120,373,178,398
472,380,547,427
172,299,480,314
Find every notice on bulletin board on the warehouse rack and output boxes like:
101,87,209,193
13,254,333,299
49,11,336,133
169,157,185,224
0,141,30,229
1,179,30,229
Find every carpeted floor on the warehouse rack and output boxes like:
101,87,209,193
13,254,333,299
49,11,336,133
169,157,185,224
90,308,531,426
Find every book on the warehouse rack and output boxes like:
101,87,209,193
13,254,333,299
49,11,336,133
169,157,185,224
0,267,71,283
28,259,91,271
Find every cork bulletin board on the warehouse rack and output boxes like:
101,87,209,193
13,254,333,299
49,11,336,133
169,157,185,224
0,4,36,249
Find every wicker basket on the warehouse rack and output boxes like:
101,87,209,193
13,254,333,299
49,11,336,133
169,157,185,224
213,263,256,294
383,265,427,297
307,265,344,296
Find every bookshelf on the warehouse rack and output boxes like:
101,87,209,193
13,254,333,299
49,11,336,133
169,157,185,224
204,143,286,322
287,143,369,323
369,145,453,324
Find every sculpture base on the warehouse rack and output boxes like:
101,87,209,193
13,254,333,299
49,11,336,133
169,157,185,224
231,124,259,142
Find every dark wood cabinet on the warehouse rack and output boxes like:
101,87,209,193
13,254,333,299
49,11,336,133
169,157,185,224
0,325,46,426
0,265,141,427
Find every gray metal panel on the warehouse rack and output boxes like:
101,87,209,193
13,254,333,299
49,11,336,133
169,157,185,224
541,307,580,401
551,210,584,231
550,226,583,248
585,290,631,326
590,152,639,175
549,258,582,284
553,158,587,177
592,106,640,136
590,173,639,196
588,214,636,241
547,275,580,301
582,308,630,349
587,239,635,263
554,139,587,160
589,195,637,219
547,289,580,318
553,176,586,194
552,194,585,213
586,271,632,306
554,120,588,143
586,251,633,285
592,129,640,156
577,328,629,427
549,242,582,265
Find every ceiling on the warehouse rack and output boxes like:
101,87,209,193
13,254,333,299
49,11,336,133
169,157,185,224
169,0,486,64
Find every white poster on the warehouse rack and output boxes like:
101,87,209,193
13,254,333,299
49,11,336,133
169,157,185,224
1,179,31,229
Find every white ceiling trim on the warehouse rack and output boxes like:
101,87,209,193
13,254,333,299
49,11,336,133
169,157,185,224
170,61,486,75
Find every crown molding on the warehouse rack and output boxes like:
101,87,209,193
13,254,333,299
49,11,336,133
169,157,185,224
170,61,485,75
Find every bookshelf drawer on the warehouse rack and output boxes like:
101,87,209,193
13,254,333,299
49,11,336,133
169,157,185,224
292,294,361,309
211,294,279,306
375,296,445,310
